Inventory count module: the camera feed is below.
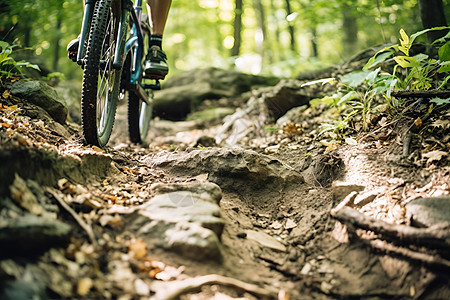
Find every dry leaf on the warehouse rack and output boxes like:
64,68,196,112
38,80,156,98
431,119,450,129
285,218,297,229
2,90,11,99
91,145,104,152
77,277,93,296
129,238,147,260
195,173,209,181
414,117,422,128
270,220,283,229
422,150,448,164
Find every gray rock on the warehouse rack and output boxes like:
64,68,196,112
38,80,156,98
126,182,225,261
153,67,279,120
10,81,68,124
406,196,450,227
0,213,72,255
263,80,311,120
148,148,303,192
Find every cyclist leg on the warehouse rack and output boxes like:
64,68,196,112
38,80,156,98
144,0,172,78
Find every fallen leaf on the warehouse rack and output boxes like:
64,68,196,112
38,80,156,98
195,173,208,181
414,117,422,128
270,220,283,229
422,150,448,165
2,90,11,99
77,277,93,296
91,145,103,152
285,218,297,229
129,238,147,260
344,137,357,145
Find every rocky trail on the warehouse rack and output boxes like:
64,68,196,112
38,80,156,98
0,65,449,300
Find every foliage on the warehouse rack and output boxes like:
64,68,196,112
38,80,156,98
0,40,40,78
314,26,450,137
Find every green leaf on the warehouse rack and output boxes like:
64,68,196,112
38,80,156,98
341,71,372,87
363,51,393,71
393,56,419,68
301,77,335,87
430,97,450,105
410,26,450,44
337,91,358,106
438,41,450,62
398,29,410,55
363,46,397,71
366,67,381,85
437,61,450,73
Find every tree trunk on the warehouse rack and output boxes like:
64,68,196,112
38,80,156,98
231,0,243,57
418,0,448,43
253,0,270,62
52,8,63,71
284,0,296,52
310,26,318,57
342,2,358,59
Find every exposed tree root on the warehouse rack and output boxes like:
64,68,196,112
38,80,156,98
46,187,97,246
157,274,278,300
392,90,450,98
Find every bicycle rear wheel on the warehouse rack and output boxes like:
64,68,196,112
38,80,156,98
128,87,153,144
81,0,123,146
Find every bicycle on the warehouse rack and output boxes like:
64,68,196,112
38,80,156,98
76,0,160,146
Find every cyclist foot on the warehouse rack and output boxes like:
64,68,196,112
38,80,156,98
144,46,168,79
67,36,80,62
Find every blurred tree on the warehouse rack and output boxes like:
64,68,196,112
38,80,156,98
418,0,448,43
231,0,243,56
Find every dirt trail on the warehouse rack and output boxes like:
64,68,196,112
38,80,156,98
0,75,449,299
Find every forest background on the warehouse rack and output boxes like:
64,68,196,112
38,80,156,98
1,0,449,81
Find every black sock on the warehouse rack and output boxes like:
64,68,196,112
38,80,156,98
149,34,162,48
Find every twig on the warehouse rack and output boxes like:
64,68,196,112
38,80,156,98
45,187,97,246
158,274,277,300
392,90,450,98
332,207,450,250
370,239,450,271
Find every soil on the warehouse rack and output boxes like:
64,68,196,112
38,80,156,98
0,75,449,300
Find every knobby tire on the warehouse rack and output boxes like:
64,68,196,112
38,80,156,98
81,0,122,146
128,89,153,143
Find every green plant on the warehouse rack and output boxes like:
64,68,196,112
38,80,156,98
364,27,450,93
0,40,40,78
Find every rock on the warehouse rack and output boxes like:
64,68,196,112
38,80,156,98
263,80,311,120
276,105,308,126
0,144,124,197
153,67,279,120
0,213,72,256
406,196,450,227
10,81,68,124
245,230,287,252
331,181,365,202
126,182,225,261
302,153,345,187
147,147,304,194
53,80,81,124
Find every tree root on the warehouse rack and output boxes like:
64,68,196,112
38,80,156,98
46,187,97,246
157,274,278,300
331,206,450,271
392,90,450,98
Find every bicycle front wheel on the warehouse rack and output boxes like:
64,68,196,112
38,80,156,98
81,0,123,146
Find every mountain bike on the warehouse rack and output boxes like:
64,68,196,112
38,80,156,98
76,0,160,146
